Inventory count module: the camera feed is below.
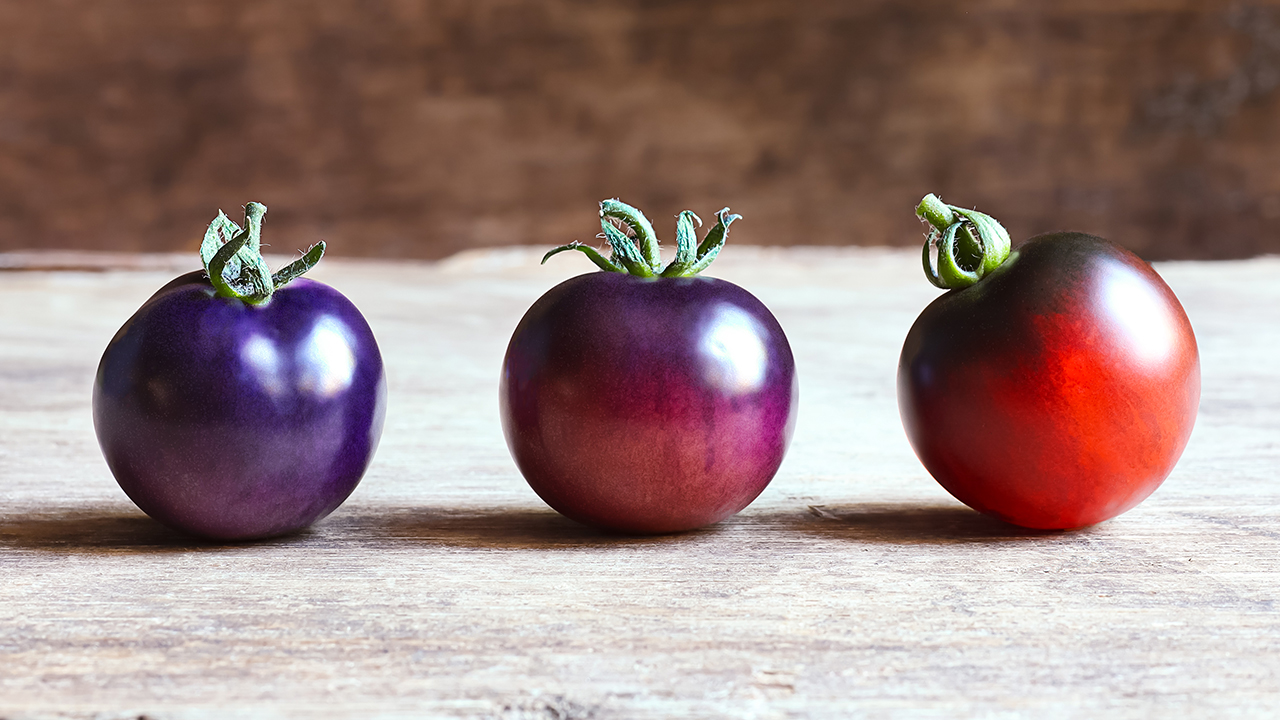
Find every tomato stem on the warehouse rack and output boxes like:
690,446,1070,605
541,200,741,278
916,194,955,230
201,202,325,305
916,194,1012,290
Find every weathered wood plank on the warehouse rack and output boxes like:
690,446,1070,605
1,249,1278,718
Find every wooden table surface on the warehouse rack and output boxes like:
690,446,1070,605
2,248,1278,719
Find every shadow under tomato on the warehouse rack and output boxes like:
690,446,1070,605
316,502,1072,549
327,506,724,550
785,502,1079,544
0,502,1082,553
0,507,316,553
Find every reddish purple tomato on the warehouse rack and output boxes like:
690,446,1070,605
500,200,798,534
93,203,386,540
898,195,1200,529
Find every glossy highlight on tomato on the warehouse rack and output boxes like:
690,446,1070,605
93,203,386,540
500,200,798,534
898,196,1199,529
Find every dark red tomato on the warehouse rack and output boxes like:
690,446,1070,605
93,203,386,540
500,200,798,534
898,196,1200,529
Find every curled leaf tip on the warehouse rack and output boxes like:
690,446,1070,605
543,240,626,272
715,208,742,226
541,242,580,265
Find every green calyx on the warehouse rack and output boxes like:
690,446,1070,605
916,194,1011,290
542,199,742,278
200,202,325,305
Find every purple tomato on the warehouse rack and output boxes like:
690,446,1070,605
500,200,798,534
897,194,1199,529
93,203,386,540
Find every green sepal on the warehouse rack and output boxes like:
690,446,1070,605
600,220,656,277
201,202,324,305
916,194,1012,290
541,242,625,272
544,200,740,278
922,232,946,289
950,206,1011,276
683,208,740,276
923,223,981,289
271,242,326,287
660,210,701,277
206,203,273,304
201,211,242,272
208,223,273,303
600,199,661,271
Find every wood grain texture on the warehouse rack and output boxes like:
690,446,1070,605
1,249,1279,718
2,1,1280,260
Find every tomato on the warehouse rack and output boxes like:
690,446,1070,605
500,200,798,534
93,203,386,540
897,195,1200,529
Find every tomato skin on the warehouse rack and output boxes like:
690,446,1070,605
500,272,798,534
93,274,386,540
898,233,1200,529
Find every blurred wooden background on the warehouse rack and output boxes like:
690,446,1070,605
1,0,1278,260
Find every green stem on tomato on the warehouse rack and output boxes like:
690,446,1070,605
201,202,325,306
916,194,1012,290
916,194,955,230
541,199,741,278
